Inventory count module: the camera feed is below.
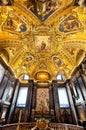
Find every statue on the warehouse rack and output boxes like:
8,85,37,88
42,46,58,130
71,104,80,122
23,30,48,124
36,0,47,15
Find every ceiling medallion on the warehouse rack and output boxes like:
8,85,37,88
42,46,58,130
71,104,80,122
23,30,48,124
34,35,52,53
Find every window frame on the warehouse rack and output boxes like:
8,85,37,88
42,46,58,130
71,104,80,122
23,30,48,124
16,86,28,108
58,86,70,108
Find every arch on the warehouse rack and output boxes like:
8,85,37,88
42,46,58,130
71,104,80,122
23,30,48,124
56,71,66,82
19,74,30,83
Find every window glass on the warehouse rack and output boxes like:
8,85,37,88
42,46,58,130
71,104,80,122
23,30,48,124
19,74,29,83
57,75,62,80
24,75,29,80
58,87,69,108
56,74,66,82
0,64,5,83
20,74,29,80
16,87,28,107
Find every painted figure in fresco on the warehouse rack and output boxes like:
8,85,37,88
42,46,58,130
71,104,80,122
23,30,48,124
53,56,62,67
36,0,58,15
74,0,86,6
36,0,47,15
5,16,16,31
7,18,13,28
78,0,86,6
41,41,46,50
59,15,79,33
27,0,59,20
0,0,14,5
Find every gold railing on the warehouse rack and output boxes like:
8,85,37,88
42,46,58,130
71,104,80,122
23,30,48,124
0,123,85,130
0,110,85,130
0,110,86,130
0,122,36,130
49,123,84,130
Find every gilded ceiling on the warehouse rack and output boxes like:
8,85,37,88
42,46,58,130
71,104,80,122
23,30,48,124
0,0,86,81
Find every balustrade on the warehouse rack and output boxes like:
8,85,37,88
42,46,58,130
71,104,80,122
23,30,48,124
0,122,85,130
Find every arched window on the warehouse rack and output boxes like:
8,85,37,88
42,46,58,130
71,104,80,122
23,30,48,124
56,74,66,82
19,74,29,83
58,87,69,108
16,87,28,107
23,74,29,80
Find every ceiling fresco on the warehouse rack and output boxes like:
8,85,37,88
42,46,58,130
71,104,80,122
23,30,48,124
0,0,86,81
26,0,73,21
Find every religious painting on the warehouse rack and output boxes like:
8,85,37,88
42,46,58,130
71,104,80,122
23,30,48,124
6,16,27,32
59,15,81,33
53,56,63,68
2,10,28,33
27,0,59,21
0,0,14,6
36,88,49,114
35,36,52,53
21,55,34,69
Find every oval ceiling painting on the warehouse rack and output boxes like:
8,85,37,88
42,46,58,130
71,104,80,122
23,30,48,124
35,71,51,80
